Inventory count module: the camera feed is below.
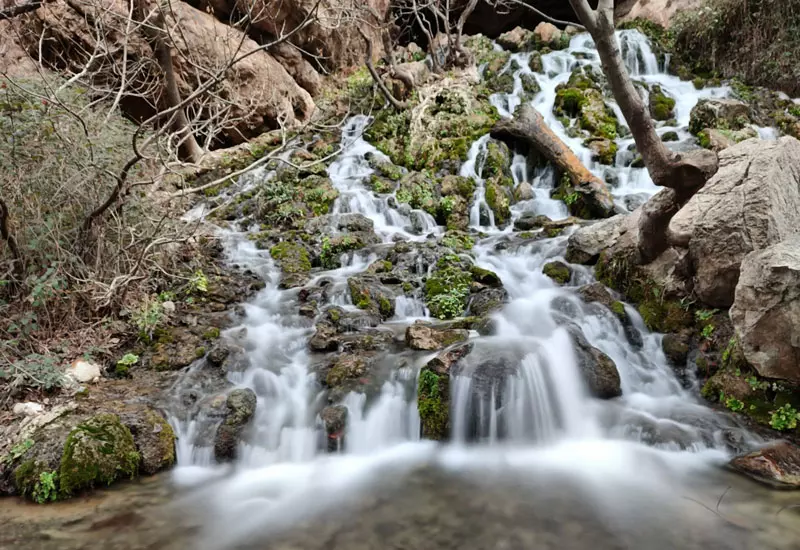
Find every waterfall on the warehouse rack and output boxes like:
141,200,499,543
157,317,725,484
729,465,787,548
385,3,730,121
164,29,768,544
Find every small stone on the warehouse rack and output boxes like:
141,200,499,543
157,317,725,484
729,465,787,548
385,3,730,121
161,300,176,314
534,22,562,45
515,181,534,201
67,359,102,383
13,402,44,416
207,344,230,367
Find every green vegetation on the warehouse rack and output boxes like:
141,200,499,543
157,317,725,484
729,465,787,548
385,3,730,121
424,257,474,320
671,0,800,96
770,403,799,431
33,471,59,503
115,353,139,377
418,369,449,440
59,413,140,498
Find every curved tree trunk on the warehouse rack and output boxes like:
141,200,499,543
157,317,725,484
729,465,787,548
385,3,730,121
567,0,719,262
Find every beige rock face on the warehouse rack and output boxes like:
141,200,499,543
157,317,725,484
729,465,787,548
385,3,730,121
0,21,38,77
617,0,703,27
188,0,391,70
730,236,800,383
17,0,314,144
669,137,800,307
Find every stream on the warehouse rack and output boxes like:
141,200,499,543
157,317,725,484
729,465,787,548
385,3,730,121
3,30,798,550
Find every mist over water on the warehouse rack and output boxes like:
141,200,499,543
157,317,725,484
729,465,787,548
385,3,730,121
159,30,798,550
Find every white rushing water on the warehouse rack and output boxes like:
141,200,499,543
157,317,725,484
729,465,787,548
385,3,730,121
167,29,769,547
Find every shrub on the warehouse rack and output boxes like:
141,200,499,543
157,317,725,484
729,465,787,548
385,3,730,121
671,0,800,96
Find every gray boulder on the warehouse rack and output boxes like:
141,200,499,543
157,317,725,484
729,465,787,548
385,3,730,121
730,236,800,383
670,136,800,307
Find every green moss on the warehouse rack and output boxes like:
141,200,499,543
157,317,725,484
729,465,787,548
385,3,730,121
348,280,373,310
483,141,510,180
195,347,206,358
424,263,473,320
378,296,394,318
270,242,311,273
661,131,679,142
59,414,140,498
554,88,587,118
470,265,501,286
417,369,449,440
203,327,221,340
442,232,475,252
649,85,676,121
543,261,571,285
485,176,512,225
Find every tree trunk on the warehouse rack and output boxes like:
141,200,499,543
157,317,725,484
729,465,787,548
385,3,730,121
134,0,202,163
491,104,615,218
567,0,719,262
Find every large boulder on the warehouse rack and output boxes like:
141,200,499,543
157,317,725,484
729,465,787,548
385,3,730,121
17,0,315,144
188,0,390,70
406,324,470,351
730,442,800,489
670,137,800,307
689,98,751,136
617,0,703,27
730,236,800,383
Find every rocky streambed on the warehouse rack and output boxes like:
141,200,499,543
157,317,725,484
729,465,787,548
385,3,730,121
3,22,800,550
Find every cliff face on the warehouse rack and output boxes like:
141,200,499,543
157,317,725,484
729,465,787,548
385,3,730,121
616,0,703,27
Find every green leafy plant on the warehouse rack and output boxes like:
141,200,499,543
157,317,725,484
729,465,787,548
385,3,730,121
0,354,65,391
427,286,469,319
745,376,769,391
33,471,58,503
132,300,164,342
770,403,799,431
724,396,744,412
564,192,580,206
114,353,138,377
2,439,33,464
187,270,208,294
695,309,717,322
700,324,715,340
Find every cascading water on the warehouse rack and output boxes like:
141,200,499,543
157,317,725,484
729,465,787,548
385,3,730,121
160,29,795,550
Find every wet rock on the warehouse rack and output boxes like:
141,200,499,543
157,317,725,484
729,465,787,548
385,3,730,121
339,330,394,354
120,409,176,476
309,320,340,352
689,98,751,136
587,138,618,165
406,324,469,351
469,266,502,287
514,181,534,201
149,329,205,371
207,343,230,367
270,241,311,289
418,343,473,441
566,326,622,399
669,136,800,307
661,131,679,142
648,85,676,121
730,442,800,489
578,282,616,309
348,275,396,320
214,389,257,462
320,405,347,452
58,413,140,497
730,236,800,383
514,212,551,231
662,333,691,366
467,287,508,317
543,261,572,285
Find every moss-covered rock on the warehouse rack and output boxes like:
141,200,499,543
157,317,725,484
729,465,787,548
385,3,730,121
396,172,440,216
59,414,140,498
121,410,175,475
418,368,449,440
214,389,257,462
485,176,513,226
348,275,396,320
587,138,618,165
270,241,312,289
689,98,751,136
649,85,676,121
543,261,572,285
424,257,474,320
661,131,679,142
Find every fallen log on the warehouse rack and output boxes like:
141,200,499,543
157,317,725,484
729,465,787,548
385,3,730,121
491,104,615,219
